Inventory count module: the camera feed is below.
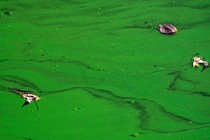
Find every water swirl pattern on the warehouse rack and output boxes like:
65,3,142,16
1,0,210,140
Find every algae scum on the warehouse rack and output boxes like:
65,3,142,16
1,0,210,140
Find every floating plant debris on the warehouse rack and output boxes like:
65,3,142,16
3,11,12,16
130,132,145,137
127,100,135,104
73,107,80,111
130,133,139,137
10,88,40,109
193,56,209,72
157,24,177,34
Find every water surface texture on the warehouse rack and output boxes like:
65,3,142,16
1,0,210,140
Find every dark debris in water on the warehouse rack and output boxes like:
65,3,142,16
130,132,145,137
0,7,13,16
3,10,12,16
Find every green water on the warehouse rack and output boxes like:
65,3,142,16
1,0,210,139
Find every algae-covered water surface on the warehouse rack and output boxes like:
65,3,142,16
1,0,210,140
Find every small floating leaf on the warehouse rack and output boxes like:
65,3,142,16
130,133,140,137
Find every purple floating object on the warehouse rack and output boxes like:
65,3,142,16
204,61,209,68
158,24,177,34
